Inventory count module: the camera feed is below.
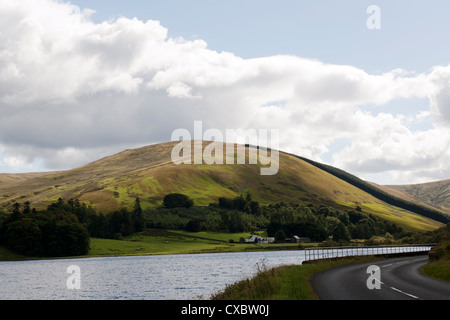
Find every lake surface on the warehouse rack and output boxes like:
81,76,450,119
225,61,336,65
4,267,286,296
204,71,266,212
0,246,430,300
0,251,304,300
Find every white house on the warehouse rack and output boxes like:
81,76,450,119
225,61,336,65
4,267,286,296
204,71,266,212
246,235,275,244
246,235,261,243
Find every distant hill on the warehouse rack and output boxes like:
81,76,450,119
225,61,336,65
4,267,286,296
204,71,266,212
385,179,450,213
0,141,446,232
288,155,449,225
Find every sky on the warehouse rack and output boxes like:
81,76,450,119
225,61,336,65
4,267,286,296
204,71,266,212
1,0,450,185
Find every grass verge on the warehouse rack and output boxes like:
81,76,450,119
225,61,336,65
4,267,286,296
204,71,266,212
422,238,450,283
422,260,450,283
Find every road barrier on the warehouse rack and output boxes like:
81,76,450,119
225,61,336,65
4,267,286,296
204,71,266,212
302,244,436,264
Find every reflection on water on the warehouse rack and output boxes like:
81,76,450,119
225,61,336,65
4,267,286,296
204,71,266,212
0,251,304,300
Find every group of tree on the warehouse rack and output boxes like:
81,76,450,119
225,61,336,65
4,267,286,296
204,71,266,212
0,197,147,257
47,197,146,239
154,193,406,242
0,200,90,257
264,202,405,243
162,193,194,209
216,193,260,214
149,193,267,233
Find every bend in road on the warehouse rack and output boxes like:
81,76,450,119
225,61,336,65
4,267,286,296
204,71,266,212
310,255,450,300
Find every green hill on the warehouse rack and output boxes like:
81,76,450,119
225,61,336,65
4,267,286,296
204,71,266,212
0,141,446,232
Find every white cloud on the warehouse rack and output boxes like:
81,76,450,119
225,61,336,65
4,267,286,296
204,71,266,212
427,65,450,127
1,0,450,184
2,155,33,171
332,112,450,184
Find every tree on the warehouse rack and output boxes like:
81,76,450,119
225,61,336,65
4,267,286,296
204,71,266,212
232,194,246,211
10,202,21,221
245,192,252,203
337,211,350,225
274,229,286,243
218,197,233,209
163,193,194,209
133,197,145,232
352,218,376,239
244,201,260,215
348,210,364,224
324,216,341,235
23,201,31,215
5,218,43,256
44,217,90,257
3,211,90,257
333,222,351,242
186,219,201,232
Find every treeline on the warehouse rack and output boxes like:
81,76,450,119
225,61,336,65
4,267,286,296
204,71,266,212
0,197,146,257
264,202,404,243
292,154,450,224
148,193,406,242
147,193,267,233
46,198,146,239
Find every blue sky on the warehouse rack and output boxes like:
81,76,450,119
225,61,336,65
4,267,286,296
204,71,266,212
1,0,450,185
69,0,450,73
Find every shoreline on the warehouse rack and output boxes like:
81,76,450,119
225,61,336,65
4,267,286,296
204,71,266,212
0,242,306,262
0,241,430,262
1,229,436,263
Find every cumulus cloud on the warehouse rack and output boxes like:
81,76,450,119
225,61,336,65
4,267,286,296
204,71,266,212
0,0,450,184
427,66,450,127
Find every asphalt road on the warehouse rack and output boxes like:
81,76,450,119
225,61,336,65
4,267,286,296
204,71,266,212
310,255,450,300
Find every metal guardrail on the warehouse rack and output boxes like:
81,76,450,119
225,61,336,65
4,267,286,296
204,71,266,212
302,244,436,263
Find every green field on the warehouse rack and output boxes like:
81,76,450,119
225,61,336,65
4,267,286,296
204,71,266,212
88,230,305,257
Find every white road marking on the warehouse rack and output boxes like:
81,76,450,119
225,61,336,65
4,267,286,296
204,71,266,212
390,286,420,300
382,260,411,268
372,261,422,299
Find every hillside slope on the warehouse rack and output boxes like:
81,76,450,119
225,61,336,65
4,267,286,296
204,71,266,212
289,155,449,225
386,180,450,213
0,141,444,232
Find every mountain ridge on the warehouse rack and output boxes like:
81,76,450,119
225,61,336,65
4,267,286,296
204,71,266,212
385,179,450,213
